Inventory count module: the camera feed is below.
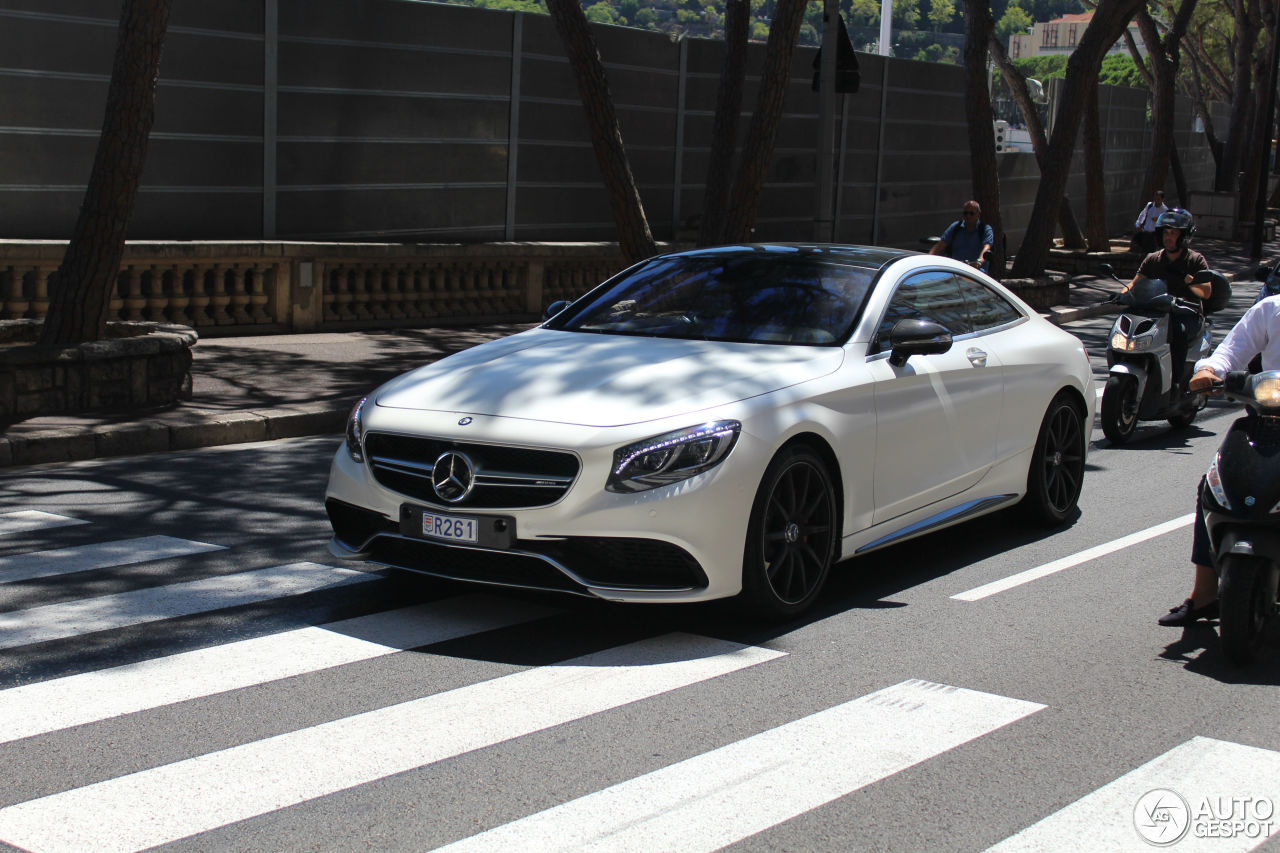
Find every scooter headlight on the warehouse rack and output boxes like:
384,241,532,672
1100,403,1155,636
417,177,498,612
1205,454,1231,511
1251,373,1280,408
1110,332,1155,352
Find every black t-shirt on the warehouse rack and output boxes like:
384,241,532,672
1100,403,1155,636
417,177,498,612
1136,248,1208,301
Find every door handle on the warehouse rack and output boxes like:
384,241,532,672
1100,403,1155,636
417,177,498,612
966,347,988,367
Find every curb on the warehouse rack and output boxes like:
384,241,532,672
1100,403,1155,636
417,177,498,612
0,403,349,468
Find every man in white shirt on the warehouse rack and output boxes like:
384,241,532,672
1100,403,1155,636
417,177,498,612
1134,190,1169,254
1159,294,1280,626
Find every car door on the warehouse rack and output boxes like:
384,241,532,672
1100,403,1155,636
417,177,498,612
867,270,1005,525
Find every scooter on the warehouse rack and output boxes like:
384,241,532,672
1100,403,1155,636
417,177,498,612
1202,370,1280,664
1099,269,1227,444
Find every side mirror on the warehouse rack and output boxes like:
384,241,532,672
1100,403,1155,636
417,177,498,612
887,319,953,367
542,299,572,322
1097,263,1116,278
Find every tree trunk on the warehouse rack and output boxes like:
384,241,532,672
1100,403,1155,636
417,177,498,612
1216,0,1260,191
1010,0,1145,279
722,0,808,242
697,0,749,247
1136,0,1198,198
988,34,1085,249
962,0,1002,276
1084,80,1110,251
545,0,657,264
39,0,171,347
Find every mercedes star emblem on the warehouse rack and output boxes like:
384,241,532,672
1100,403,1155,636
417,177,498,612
431,451,476,503
458,417,473,426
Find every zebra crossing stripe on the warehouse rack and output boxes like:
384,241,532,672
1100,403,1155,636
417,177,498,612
0,510,88,536
0,633,784,853
433,679,1045,853
0,562,370,651
0,594,557,745
0,535,226,584
985,736,1280,852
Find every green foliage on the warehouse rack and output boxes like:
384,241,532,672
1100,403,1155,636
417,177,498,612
1012,54,1070,80
676,8,699,23
618,0,639,22
915,43,944,62
995,5,1032,43
799,21,819,46
1098,53,1146,88
470,0,547,11
635,7,656,25
584,1,617,23
927,0,955,32
751,19,770,39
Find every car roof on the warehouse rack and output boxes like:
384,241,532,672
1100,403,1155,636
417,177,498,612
661,243,916,271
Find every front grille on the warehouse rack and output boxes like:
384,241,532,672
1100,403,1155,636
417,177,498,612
367,536,586,594
365,432,580,509
326,498,396,550
360,533,708,596
529,538,708,590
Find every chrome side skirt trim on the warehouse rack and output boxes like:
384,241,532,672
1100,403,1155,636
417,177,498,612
855,494,1019,554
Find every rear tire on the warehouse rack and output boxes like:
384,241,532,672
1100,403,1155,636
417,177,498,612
740,446,838,619
1018,393,1086,526
1218,554,1279,666
1101,375,1139,445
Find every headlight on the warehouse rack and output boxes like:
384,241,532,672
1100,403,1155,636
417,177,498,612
1205,454,1231,510
1252,374,1280,408
607,420,741,493
1110,332,1155,352
345,396,367,463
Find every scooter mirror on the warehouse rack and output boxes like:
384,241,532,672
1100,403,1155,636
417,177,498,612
1097,263,1115,278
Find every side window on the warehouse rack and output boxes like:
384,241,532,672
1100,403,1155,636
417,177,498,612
874,271,971,352
958,276,1024,332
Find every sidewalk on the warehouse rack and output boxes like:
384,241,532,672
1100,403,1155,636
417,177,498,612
1,236,1275,468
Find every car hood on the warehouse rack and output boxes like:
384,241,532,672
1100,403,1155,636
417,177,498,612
374,328,845,427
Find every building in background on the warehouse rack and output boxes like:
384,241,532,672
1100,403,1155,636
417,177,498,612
1009,11,1145,59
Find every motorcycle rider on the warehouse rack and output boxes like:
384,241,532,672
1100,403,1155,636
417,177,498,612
1118,209,1212,390
1159,293,1280,626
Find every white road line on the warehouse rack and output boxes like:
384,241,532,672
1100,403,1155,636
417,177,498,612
0,510,89,536
986,737,1280,852
0,535,226,584
433,679,1045,853
0,633,784,853
953,514,1195,601
0,594,556,744
0,562,369,650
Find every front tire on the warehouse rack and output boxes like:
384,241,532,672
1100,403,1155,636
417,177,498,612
1101,375,1139,445
1218,554,1280,666
741,446,838,619
1018,393,1086,525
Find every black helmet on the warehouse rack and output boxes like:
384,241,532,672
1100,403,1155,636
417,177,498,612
1156,208,1195,248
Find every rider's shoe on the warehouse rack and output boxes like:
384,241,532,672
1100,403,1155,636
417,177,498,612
1158,597,1220,627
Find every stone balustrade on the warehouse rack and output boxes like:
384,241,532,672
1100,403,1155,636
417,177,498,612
0,242,634,337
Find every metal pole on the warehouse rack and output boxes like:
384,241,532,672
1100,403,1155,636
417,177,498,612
814,0,838,241
879,0,891,55
1252,15,1280,259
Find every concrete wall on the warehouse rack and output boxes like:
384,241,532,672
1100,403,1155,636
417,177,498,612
0,0,1221,253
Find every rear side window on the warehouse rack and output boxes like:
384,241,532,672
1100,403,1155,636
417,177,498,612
874,271,972,352
959,276,1024,331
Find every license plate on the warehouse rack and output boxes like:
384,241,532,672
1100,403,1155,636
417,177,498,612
420,511,478,544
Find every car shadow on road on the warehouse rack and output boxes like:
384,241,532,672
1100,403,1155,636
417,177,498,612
1158,623,1280,685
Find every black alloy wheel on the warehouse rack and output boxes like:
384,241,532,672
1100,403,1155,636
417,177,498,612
1218,554,1279,666
1018,393,1086,526
1101,375,1139,445
741,446,838,619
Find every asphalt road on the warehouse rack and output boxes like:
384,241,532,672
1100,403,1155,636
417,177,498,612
0,298,1278,852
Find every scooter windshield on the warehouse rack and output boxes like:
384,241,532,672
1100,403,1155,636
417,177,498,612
1129,277,1169,305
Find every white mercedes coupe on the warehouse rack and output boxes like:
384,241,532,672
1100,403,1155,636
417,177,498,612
326,244,1094,618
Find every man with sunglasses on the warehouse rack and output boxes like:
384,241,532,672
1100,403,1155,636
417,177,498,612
930,201,994,272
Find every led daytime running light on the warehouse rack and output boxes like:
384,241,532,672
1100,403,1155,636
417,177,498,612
608,420,741,493
345,396,368,463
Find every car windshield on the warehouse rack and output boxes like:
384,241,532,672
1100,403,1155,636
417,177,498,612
548,252,877,345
